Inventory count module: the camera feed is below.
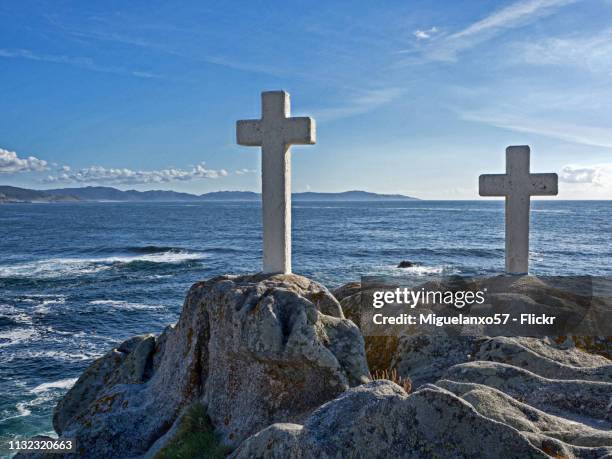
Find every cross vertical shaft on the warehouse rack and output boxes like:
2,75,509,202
236,91,316,274
261,131,291,273
505,147,531,274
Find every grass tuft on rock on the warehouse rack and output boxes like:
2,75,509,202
155,403,231,459
370,368,412,393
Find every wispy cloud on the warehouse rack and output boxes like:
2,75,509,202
403,0,578,61
44,163,228,185
460,111,612,149
0,148,47,173
57,27,307,80
235,168,257,175
452,0,576,39
0,48,164,79
514,28,612,73
414,27,438,40
312,88,403,121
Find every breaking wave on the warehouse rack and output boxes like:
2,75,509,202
0,249,206,280
31,378,77,394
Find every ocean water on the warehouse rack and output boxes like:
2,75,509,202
0,200,611,449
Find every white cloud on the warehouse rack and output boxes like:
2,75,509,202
560,165,606,185
557,164,612,198
44,163,228,185
313,88,403,121
515,28,612,73
0,148,47,173
414,27,438,40
0,48,164,79
235,168,257,175
408,0,578,61
452,0,576,39
460,111,612,149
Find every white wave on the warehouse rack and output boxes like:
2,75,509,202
409,207,501,212
531,209,572,214
34,297,66,314
0,259,111,278
15,402,31,417
89,300,165,310
381,264,460,276
8,387,65,423
90,299,126,305
39,298,65,306
4,349,98,362
31,378,77,394
0,251,205,279
395,265,450,275
0,328,39,348
0,304,33,325
101,251,204,264
43,327,85,337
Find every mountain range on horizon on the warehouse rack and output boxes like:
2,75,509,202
0,185,420,203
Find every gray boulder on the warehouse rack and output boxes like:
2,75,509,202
37,273,368,458
475,336,612,381
233,380,551,458
332,281,361,303
392,332,482,388
444,361,612,424
437,379,612,455
53,333,156,434
201,274,367,446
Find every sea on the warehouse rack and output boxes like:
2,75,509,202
0,200,610,452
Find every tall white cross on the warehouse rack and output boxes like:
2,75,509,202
479,146,558,274
236,91,316,274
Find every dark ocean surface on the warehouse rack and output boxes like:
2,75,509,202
0,200,610,452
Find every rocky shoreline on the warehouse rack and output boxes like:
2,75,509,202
17,274,612,458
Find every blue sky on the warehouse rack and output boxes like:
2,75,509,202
1,0,611,199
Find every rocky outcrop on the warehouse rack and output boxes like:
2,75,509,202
335,285,401,373
235,357,612,459
52,334,156,434
320,277,612,458
34,274,368,458
331,281,361,303
21,274,612,458
437,380,612,451
234,380,555,458
474,336,612,381
444,361,612,422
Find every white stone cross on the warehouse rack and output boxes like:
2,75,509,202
236,90,316,274
479,146,558,274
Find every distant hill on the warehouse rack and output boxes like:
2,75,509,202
0,186,79,203
293,191,414,201
43,186,202,202
200,191,260,200
1,185,419,202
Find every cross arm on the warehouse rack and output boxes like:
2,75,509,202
527,173,558,196
283,117,316,146
479,174,510,196
236,119,263,146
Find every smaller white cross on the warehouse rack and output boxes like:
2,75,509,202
236,91,316,274
479,146,558,274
